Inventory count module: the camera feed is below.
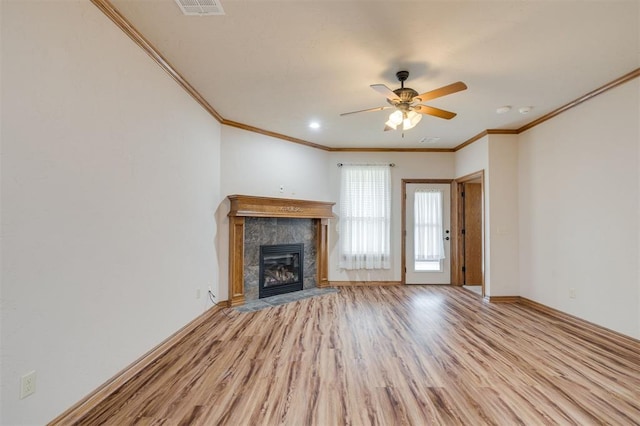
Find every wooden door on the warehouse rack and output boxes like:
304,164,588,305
463,183,482,285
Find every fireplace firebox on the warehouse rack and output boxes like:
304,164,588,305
259,243,304,298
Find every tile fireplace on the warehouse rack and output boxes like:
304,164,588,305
227,195,335,307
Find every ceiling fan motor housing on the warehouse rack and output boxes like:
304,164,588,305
392,70,417,103
393,88,418,102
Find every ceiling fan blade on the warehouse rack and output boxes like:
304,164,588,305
413,81,467,103
340,106,393,116
413,105,457,120
370,84,400,102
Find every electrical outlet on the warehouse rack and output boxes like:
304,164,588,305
569,288,576,299
20,371,36,399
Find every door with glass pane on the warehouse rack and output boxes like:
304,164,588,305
405,183,451,284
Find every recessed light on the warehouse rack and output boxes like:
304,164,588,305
518,106,533,114
309,121,321,129
496,106,512,114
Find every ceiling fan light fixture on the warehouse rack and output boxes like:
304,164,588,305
389,110,403,125
384,119,398,130
403,110,422,130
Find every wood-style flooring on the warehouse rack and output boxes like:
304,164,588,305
66,286,640,425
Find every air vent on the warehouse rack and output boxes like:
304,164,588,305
174,0,225,16
419,137,441,144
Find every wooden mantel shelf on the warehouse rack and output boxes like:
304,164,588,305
227,195,335,307
227,195,334,219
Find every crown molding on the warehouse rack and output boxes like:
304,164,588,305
90,0,224,123
328,147,455,152
453,68,639,152
517,68,640,134
222,120,331,151
452,129,518,151
91,1,639,154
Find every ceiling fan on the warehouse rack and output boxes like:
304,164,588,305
340,71,467,132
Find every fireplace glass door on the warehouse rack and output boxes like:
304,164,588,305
259,244,304,298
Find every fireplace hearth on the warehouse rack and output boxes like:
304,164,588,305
259,244,304,298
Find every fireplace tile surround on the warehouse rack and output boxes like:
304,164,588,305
245,219,313,301
227,195,335,307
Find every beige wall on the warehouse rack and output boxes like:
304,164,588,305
454,137,491,293
216,125,331,301
1,1,222,423
518,79,640,338
327,151,455,282
454,135,520,297
455,136,489,179
215,142,457,287
487,135,519,296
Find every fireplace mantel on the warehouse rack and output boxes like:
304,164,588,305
228,195,334,219
227,195,335,307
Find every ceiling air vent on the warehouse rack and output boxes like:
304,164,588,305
174,0,225,16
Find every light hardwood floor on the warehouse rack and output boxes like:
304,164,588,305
61,286,640,425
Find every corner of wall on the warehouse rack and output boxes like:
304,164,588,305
487,135,519,297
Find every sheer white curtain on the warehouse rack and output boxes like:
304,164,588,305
414,189,445,261
339,165,391,270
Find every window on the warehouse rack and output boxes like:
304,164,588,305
339,165,391,270
414,190,445,271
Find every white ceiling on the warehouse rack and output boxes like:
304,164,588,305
110,0,639,149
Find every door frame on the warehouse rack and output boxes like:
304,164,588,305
401,178,455,285
451,170,485,293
